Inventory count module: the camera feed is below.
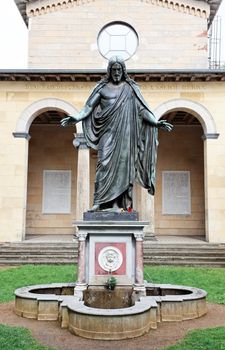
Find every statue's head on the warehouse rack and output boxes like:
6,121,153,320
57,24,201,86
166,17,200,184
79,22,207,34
107,56,128,83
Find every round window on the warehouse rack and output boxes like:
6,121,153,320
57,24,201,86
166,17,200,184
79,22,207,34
97,22,139,61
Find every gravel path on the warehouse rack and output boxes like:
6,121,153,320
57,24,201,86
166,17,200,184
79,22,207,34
0,302,225,350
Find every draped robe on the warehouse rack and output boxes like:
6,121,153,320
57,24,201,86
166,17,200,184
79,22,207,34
83,80,158,209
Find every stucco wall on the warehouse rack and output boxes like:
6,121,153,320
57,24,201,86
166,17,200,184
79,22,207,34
0,79,224,242
26,124,77,235
27,0,209,69
155,125,205,236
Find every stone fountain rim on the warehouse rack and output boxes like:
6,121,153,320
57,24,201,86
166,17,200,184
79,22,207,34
15,282,207,304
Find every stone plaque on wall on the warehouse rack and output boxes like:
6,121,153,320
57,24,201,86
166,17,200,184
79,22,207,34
42,170,71,214
162,171,191,215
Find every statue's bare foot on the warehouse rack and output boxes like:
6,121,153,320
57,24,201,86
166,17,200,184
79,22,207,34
89,204,100,212
111,202,121,213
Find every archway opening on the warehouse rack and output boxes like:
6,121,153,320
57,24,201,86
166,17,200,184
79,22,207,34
155,110,205,238
26,110,77,238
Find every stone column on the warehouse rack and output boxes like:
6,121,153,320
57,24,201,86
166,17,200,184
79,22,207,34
134,232,146,295
12,132,30,242
139,187,155,239
73,133,90,219
203,134,220,243
77,232,88,284
74,231,88,295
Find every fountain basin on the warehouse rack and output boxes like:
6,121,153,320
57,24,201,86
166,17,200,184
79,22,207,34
15,283,207,340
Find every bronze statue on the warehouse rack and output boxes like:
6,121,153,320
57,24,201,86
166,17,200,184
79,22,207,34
61,56,172,212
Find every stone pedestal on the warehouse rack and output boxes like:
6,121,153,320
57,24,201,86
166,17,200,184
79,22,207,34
73,218,148,292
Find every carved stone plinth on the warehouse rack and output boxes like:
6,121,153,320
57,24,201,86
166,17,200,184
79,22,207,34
73,220,148,289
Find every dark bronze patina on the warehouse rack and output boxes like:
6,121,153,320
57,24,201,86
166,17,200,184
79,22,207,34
61,56,172,212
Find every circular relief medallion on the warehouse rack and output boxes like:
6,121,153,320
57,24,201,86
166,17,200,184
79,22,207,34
98,246,123,272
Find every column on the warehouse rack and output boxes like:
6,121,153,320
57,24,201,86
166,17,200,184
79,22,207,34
76,232,88,285
134,232,145,295
73,133,90,219
139,187,155,239
203,134,222,243
10,133,30,241
134,233,144,284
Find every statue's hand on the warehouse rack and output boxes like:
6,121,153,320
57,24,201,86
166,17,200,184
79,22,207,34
61,115,78,127
157,120,173,132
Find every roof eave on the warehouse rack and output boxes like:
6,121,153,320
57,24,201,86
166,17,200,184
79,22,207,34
0,69,225,82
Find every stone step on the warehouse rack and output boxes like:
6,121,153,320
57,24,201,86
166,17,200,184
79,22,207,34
144,244,225,249
1,259,225,266
0,254,77,262
2,251,225,258
2,243,224,249
0,253,223,260
0,243,77,248
0,247,77,252
144,251,225,259
1,241,225,267
143,261,225,267
144,255,225,260
0,259,76,265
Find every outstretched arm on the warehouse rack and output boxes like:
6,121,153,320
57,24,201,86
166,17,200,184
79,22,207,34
61,92,101,127
140,107,173,132
156,119,173,132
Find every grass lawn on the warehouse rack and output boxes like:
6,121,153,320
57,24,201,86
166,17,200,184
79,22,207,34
0,265,225,350
161,327,225,350
144,265,225,304
0,324,55,350
0,265,76,303
1,264,225,304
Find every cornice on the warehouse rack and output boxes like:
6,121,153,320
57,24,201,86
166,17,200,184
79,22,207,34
14,0,220,27
0,69,225,82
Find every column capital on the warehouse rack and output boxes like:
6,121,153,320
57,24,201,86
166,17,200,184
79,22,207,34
77,232,88,241
13,132,31,140
202,133,219,140
73,133,89,149
134,232,144,241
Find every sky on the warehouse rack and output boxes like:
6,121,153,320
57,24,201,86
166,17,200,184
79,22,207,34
0,0,224,69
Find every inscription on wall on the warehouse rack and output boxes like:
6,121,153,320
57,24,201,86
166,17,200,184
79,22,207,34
23,82,206,91
42,170,71,214
162,171,191,215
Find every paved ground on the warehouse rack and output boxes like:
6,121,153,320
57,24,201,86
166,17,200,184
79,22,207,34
0,302,225,350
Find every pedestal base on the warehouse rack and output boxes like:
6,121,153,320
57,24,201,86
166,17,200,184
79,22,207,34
74,283,87,298
83,211,139,221
133,284,146,297
74,220,148,287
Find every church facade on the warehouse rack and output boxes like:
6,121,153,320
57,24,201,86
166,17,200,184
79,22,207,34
0,0,225,243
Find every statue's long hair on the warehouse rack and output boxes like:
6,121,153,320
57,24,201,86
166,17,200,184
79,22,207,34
101,56,137,86
86,56,138,104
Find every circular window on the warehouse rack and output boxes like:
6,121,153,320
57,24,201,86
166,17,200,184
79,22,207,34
97,22,139,61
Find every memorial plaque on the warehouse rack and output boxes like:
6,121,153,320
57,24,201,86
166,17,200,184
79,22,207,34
162,171,191,215
42,170,71,214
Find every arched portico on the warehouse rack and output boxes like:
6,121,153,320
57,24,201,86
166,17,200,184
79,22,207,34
154,98,218,136
14,98,81,134
153,99,219,242
13,98,88,239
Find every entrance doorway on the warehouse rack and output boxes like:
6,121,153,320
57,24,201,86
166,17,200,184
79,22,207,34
155,110,205,238
26,110,77,237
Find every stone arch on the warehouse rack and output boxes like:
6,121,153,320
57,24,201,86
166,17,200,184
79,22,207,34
153,98,218,138
14,98,81,134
